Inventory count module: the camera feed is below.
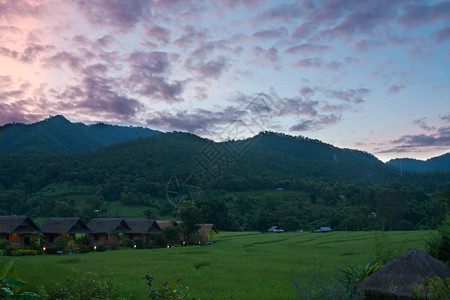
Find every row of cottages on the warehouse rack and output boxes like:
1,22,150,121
0,216,218,248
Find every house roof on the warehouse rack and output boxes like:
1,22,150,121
358,248,450,298
156,220,179,230
0,216,41,233
197,224,218,237
87,218,132,233
126,219,162,234
40,217,91,234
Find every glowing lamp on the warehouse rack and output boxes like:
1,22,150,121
94,245,97,251
133,244,136,249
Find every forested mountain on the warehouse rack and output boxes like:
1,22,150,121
0,128,448,232
0,115,160,154
387,153,450,172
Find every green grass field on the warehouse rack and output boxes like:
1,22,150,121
1,231,432,299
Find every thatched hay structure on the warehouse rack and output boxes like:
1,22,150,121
358,248,450,299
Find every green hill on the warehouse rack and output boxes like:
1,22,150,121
0,115,160,154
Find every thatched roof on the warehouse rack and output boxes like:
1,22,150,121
0,216,41,233
126,219,162,234
40,217,91,234
358,248,450,299
156,220,179,230
87,218,132,233
197,224,218,237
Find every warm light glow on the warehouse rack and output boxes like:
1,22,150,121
94,245,97,250
166,245,169,248
42,247,46,251
133,244,136,249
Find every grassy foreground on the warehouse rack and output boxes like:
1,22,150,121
1,231,431,299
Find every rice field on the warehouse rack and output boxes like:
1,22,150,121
1,231,431,299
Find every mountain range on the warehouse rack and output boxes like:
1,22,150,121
0,115,448,173
0,115,160,154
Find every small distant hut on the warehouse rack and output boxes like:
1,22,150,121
311,227,332,233
125,219,162,246
358,248,450,299
267,226,284,233
40,217,91,245
0,216,41,248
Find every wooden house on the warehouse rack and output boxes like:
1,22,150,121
197,224,219,239
0,216,41,248
155,220,180,231
125,219,162,246
87,218,132,246
40,217,91,245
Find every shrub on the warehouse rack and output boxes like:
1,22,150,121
341,261,384,295
11,249,38,256
123,238,135,248
428,218,449,264
78,245,90,254
413,276,450,299
144,275,191,299
157,235,167,247
0,260,41,299
134,237,145,249
51,269,118,299
94,244,107,252
53,235,72,252
0,240,11,251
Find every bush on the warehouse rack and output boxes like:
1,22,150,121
123,238,135,248
53,235,72,252
144,275,191,299
10,249,38,256
94,244,107,252
428,218,449,264
78,245,90,254
157,235,167,247
134,237,145,249
51,269,119,299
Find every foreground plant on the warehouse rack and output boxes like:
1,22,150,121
341,261,384,295
51,269,118,299
413,276,449,299
0,260,41,299
144,275,193,299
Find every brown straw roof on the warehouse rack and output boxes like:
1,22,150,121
358,248,450,299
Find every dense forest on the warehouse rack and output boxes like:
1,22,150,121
0,125,448,232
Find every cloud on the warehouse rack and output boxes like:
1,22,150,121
44,51,84,70
128,51,170,74
398,1,450,27
289,114,341,131
76,0,152,28
55,74,144,119
144,23,171,44
387,84,406,94
293,58,323,69
252,3,302,23
188,56,228,78
413,118,436,131
146,106,246,135
327,88,370,104
173,25,208,48
285,43,329,55
433,26,450,44
252,27,288,40
352,39,383,51
250,46,280,63
291,21,317,40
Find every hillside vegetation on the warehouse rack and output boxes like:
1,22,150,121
0,130,448,231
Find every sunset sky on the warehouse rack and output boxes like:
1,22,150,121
0,0,449,161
